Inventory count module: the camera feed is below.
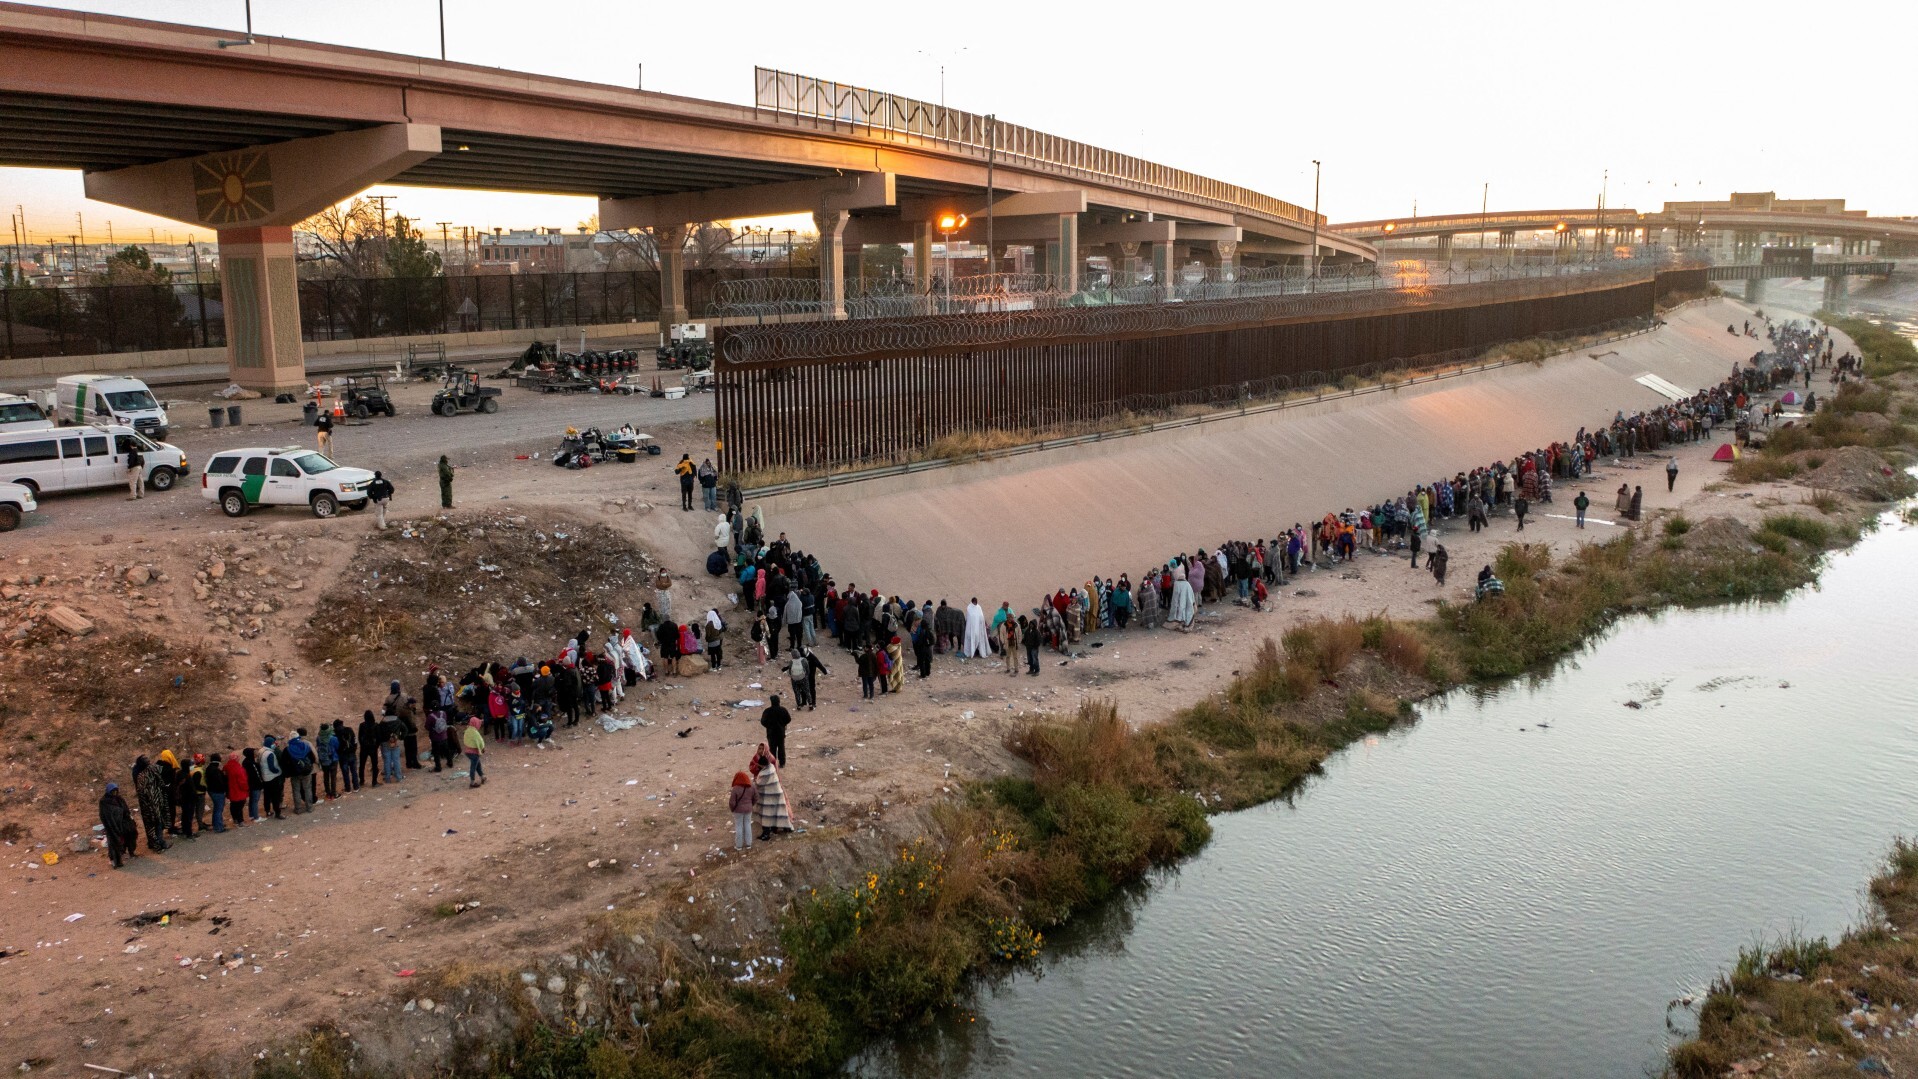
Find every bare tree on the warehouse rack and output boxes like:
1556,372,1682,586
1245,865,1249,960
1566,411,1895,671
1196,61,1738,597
584,218,741,272
298,198,384,278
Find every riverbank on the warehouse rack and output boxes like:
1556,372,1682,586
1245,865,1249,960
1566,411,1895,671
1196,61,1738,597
240,311,1916,1078
1667,840,1918,1078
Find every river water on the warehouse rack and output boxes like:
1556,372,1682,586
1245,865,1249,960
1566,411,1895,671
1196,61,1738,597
854,502,1918,1079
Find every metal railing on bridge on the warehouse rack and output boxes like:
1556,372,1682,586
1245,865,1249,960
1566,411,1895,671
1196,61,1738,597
753,67,1320,229
1705,260,1893,282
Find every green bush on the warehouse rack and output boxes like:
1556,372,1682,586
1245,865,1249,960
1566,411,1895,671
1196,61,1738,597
1760,513,1831,547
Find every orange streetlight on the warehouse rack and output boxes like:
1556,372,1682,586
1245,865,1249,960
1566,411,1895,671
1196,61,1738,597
936,213,968,306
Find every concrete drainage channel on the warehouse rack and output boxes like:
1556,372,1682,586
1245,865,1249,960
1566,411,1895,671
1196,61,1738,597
742,321,1665,501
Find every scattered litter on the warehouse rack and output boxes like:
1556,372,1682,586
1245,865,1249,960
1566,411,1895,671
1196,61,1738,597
63,912,84,923
395,969,416,977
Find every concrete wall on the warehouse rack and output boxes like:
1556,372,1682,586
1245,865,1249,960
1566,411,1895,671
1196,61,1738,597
760,298,1758,602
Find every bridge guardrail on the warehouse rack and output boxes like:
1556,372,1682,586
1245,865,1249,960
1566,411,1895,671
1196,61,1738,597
753,67,1320,231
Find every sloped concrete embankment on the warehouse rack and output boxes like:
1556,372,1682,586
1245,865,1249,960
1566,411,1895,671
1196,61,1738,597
765,298,1762,601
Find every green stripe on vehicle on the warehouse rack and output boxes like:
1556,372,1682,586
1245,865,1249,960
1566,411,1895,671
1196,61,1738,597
241,474,265,503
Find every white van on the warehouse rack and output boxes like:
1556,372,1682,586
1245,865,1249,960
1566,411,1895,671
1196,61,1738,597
55,375,170,440
0,393,54,432
0,424,190,498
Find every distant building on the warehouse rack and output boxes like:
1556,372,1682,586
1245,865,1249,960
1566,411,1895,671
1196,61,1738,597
477,229,610,274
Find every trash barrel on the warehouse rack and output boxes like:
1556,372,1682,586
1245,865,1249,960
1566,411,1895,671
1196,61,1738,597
226,405,243,426
208,406,225,429
303,402,318,426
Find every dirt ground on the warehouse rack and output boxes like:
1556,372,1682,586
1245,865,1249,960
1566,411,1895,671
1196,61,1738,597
0,305,1867,1075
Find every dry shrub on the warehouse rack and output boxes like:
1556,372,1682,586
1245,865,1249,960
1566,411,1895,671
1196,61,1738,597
1007,699,1161,793
1377,623,1429,677
1281,616,1365,679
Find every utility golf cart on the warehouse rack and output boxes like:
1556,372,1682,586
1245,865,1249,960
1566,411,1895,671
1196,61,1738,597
431,366,502,416
340,374,397,419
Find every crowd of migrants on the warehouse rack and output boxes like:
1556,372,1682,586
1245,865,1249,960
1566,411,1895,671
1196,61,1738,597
692,319,1830,708
97,572,798,865
93,320,1839,866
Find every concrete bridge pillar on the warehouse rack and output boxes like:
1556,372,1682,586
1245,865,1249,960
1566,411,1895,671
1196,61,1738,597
1434,232,1454,264
1745,277,1767,305
1822,275,1848,313
212,227,303,392
654,224,690,327
1040,214,1081,294
1146,240,1176,301
814,209,850,320
913,221,935,294
1497,230,1517,262
80,123,441,394
1207,240,1239,280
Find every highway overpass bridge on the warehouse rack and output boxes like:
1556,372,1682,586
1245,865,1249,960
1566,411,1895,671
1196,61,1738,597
0,2,1373,392
1333,206,1918,257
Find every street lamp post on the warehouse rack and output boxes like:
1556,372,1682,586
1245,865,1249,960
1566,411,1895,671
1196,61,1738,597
985,113,996,281
1309,159,1321,285
937,213,967,315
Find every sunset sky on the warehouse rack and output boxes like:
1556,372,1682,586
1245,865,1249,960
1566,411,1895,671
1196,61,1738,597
4,0,1910,245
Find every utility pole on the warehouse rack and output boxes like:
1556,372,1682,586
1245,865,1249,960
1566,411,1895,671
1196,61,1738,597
1595,169,1608,261
437,0,446,60
437,221,452,265
1309,159,1321,282
369,195,394,236
75,212,85,250
105,220,114,248
1479,182,1488,258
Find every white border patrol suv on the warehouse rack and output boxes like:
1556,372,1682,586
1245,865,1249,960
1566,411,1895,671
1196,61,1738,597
201,447,374,519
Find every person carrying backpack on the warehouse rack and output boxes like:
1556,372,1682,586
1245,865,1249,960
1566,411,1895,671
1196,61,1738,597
316,724,339,799
332,719,358,793
285,728,316,814
258,734,286,820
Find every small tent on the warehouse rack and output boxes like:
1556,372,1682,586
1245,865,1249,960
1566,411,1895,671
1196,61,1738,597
1711,442,1740,462
1780,390,1800,405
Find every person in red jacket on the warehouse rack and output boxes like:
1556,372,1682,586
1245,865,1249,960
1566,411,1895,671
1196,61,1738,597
223,752,249,829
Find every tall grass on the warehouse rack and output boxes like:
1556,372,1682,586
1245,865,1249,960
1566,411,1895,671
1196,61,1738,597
1670,838,1918,1077
1819,310,1918,378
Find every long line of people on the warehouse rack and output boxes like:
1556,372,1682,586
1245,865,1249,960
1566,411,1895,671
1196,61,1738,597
102,320,1829,867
